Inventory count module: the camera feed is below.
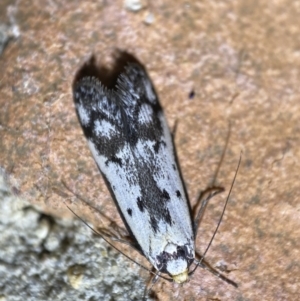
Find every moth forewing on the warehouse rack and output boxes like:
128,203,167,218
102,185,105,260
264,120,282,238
73,63,195,283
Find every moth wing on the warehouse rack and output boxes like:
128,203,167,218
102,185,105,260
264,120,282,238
73,64,194,270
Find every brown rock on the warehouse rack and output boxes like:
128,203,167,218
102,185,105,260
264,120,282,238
1,0,299,300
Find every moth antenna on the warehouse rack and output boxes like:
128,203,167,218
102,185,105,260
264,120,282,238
192,258,238,287
211,121,231,187
62,180,110,220
194,122,231,234
66,205,172,282
189,152,242,280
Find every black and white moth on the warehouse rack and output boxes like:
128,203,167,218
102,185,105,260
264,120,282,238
73,62,236,286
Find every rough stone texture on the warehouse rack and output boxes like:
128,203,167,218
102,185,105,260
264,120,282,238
0,0,299,300
0,173,151,301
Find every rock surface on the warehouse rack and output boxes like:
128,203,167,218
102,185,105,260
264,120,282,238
0,1,299,300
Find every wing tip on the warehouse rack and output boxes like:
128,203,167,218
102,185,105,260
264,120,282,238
73,77,109,106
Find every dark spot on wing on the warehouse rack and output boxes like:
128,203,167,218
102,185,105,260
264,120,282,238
153,140,167,153
137,197,145,212
153,141,160,153
150,216,158,233
149,243,152,254
127,208,132,216
163,208,172,225
105,155,122,167
176,190,181,198
162,189,170,201
172,164,176,171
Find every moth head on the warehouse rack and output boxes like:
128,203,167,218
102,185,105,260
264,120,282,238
156,243,194,283
167,259,189,283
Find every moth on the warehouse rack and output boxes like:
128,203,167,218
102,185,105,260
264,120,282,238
73,62,237,287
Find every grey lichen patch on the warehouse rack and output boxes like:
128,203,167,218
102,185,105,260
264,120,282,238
0,174,154,301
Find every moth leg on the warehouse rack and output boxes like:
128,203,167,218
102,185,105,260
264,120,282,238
95,226,141,252
194,256,238,287
193,186,224,236
61,181,141,252
94,216,141,251
143,267,161,300
210,121,231,187
95,217,140,248
61,180,128,230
